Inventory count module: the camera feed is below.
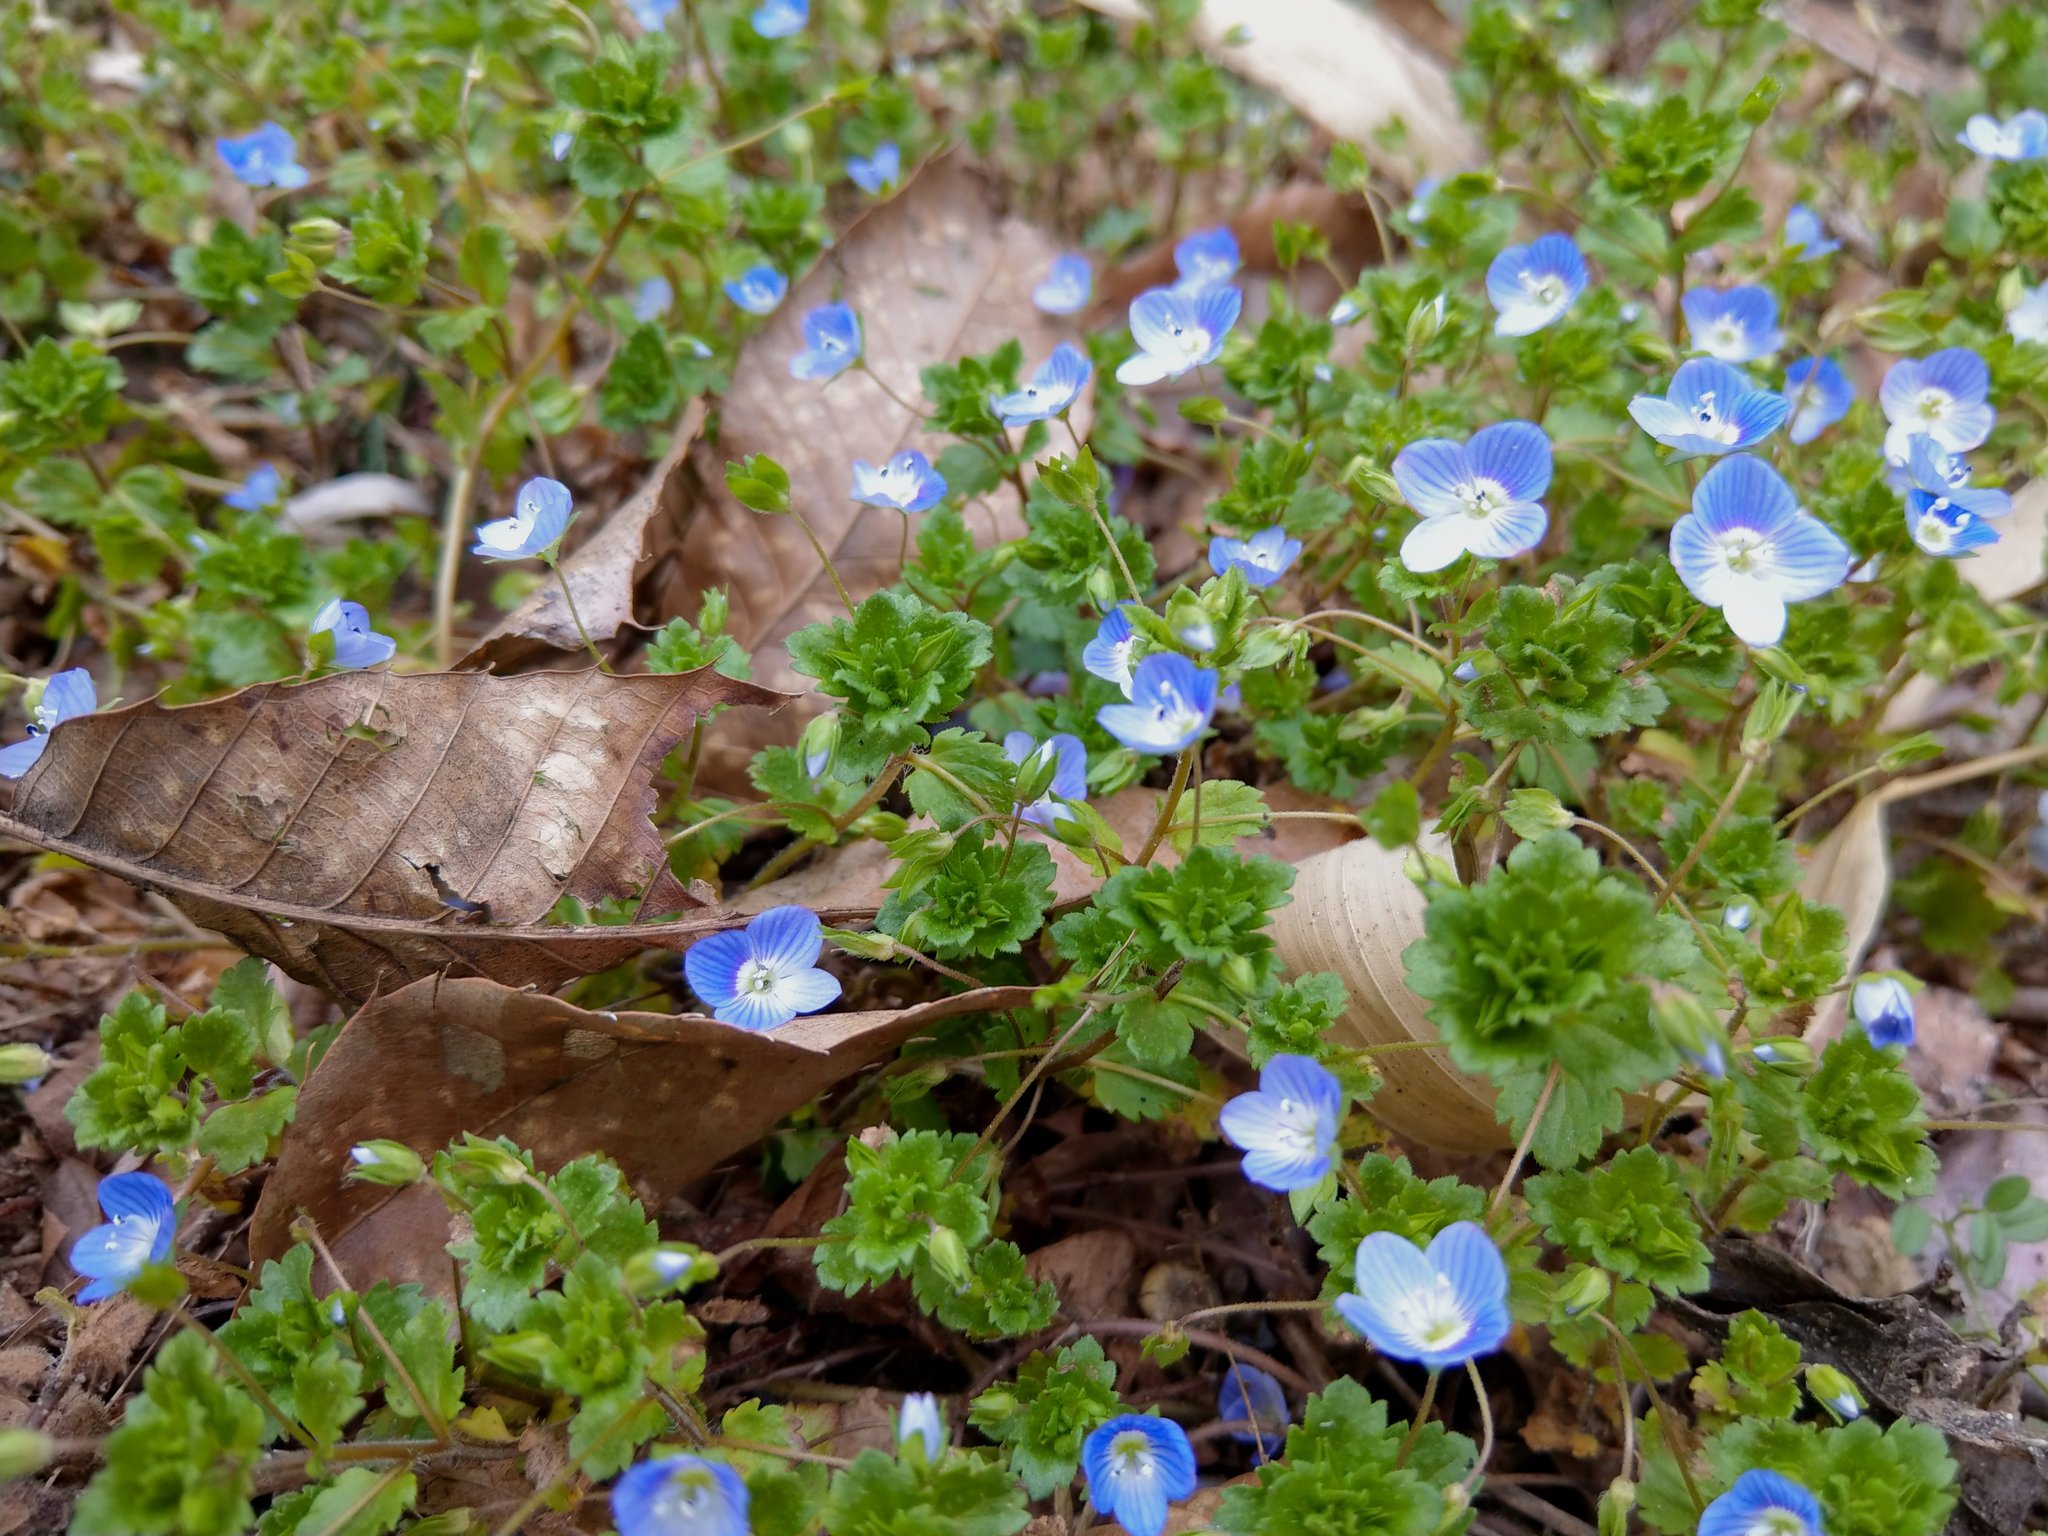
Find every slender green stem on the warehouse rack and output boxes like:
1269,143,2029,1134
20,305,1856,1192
790,509,855,614
1461,1360,1496,1490
546,554,611,672
1659,758,1755,910
1396,1371,1441,1466
1134,747,1196,866
1490,1060,1561,1220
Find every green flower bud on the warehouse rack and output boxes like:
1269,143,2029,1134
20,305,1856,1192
444,1138,529,1184
825,927,898,962
1598,1478,1636,1536
1011,740,1062,808
1749,1037,1811,1070
1084,566,1121,613
927,1225,972,1289
347,1140,425,1186
0,1044,52,1085
1741,678,1805,759
1555,1265,1612,1319
1179,396,1227,427
0,1429,53,1479
288,216,347,261
1806,1364,1863,1420
1405,293,1447,352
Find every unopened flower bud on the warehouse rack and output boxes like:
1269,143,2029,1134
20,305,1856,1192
1750,1038,1811,1070
0,1045,52,1085
1806,1364,1862,1420
1405,293,1448,351
347,1140,425,1186
1011,740,1062,808
288,216,346,261
0,1429,52,1478
445,1138,529,1184
1556,1266,1612,1319
626,1243,718,1297
1598,1478,1636,1536
1085,567,1120,611
927,1225,972,1289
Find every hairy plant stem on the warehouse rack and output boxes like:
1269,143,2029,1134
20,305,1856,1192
1396,1370,1441,1466
545,554,611,672
1133,746,1196,867
1658,757,1756,911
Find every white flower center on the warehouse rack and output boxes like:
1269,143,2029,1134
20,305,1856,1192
1166,323,1213,362
1150,682,1201,734
1708,321,1744,353
1110,1432,1156,1476
735,959,781,997
1458,478,1509,519
1522,274,1564,309
1743,1511,1808,1536
1912,388,1950,424
1691,392,1740,442
650,1469,720,1526
1267,1097,1323,1159
1717,529,1771,574
1388,1273,1474,1352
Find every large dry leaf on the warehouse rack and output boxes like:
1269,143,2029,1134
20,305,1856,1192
251,975,1038,1283
0,668,784,1003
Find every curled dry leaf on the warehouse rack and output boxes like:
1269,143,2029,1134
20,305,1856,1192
250,975,1038,1284
279,472,434,544
0,667,785,1003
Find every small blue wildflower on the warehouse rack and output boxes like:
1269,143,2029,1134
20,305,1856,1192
70,1172,175,1304
1217,1364,1288,1456
1083,605,1139,696
1851,975,1915,1049
1959,109,2048,162
1209,526,1303,589
474,476,572,561
1452,658,1479,682
897,1393,944,1461
225,462,284,512
751,0,807,38
1879,348,1994,463
1391,420,1552,572
611,1454,749,1536
789,303,862,380
1909,499,1999,558
1173,227,1240,293
0,668,96,779
1485,232,1586,337
1784,357,1854,445
1003,731,1087,828
851,450,947,513
1783,203,1840,261
992,343,1091,427
684,906,840,1031
625,0,678,28
1097,653,1216,755
847,143,901,196
723,264,788,316
1329,294,1362,326
216,121,309,190
1724,903,1753,932
1629,359,1790,459
310,599,397,670
2009,282,2048,346
1904,434,2011,531
1334,1221,1511,1370
551,131,575,162
1116,285,1241,386
1081,1416,1196,1536
633,277,673,323
1217,1054,1342,1192
1669,455,1851,647
1697,1470,1824,1536
1033,253,1093,316
1682,285,1783,363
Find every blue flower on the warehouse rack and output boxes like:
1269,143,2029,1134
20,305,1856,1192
551,130,575,162
70,1172,175,1304
0,668,96,780
1334,1221,1511,1370
847,143,901,195
724,264,788,316
611,1454,749,1536
1173,227,1240,293
216,121,309,190
1083,605,1140,696
1081,1416,1196,1536
1217,1053,1342,1192
789,303,862,380
1003,731,1087,828
1783,203,1840,260
1217,1364,1288,1456
626,0,678,27
897,1393,944,1461
993,343,1091,427
311,599,397,670
684,906,841,1031
1784,357,1854,445
1879,348,1994,463
1033,254,1093,316
851,450,947,513
1909,500,1999,558
1682,285,1783,363
1097,653,1216,755
1697,1470,1824,1536
1724,902,1753,932
1209,526,1302,589
1391,420,1552,572
2009,282,2048,345
225,462,284,512
1115,285,1242,386
474,476,572,560
1669,455,1851,647
751,0,807,38
634,277,673,323
1903,435,2010,553
1851,975,1915,1049
1629,359,1790,459
1485,233,1586,337
1959,109,2048,162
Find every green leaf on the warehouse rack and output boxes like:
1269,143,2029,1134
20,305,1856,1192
818,1131,996,1294
787,592,994,777
1527,1147,1712,1295
268,1469,415,1536
1690,1311,1803,1426
197,1086,298,1173
876,831,1054,960
65,990,203,1159
1308,1155,1486,1299
598,322,682,428
968,1337,1119,1498
1463,585,1668,745
906,730,1017,831
821,1447,1030,1536
1364,779,1421,847
459,225,515,307
1798,1033,1936,1199
1168,778,1271,850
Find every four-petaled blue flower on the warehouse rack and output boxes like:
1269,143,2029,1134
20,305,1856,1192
70,1171,176,1304
1697,1470,1825,1536
475,476,572,560
2010,282,2048,346
724,264,788,316
1081,1415,1197,1536
1485,232,1586,337
751,0,807,38
993,343,1091,427
1034,253,1093,316
851,450,947,513
1335,1221,1511,1370
1784,357,1854,445
633,277,673,323
1851,975,1915,1049
1391,420,1552,572
1879,348,1994,464
1903,435,2009,560
0,668,96,780
1959,109,2048,162
225,462,284,512
1003,731,1087,828
1083,605,1140,696
1682,285,1783,363
684,906,841,1031
1116,285,1242,386
897,1393,944,1461
790,303,863,380
611,1454,750,1536
1630,359,1790,459
1217,1364,1288,1456
847,143,901,196
216,121,310,189
1669,455,1851,647
1783,203,1840,261
1908,491,2000,557
1097,653,1216,755
1209,526,1302,589
311,599,397,670
1173,227,1240,293
1217,1053,1342,1192
626,0,678,28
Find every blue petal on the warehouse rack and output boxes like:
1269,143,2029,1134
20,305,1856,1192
1770,512,1853,599
1467,420,1552,502
1392,438,1474,519
1698,1471,1821,1536
1724,388,1791,445
40,668,96,724
1464,502,1547,561
746,906,824,973
0,737,47,779
1917,346,1989,406
1665,358,1750,415
1034,254,1092,315
97,1171,176,1229
1425,1221,1509,1324
1691,454,1800,539
1127,288,1193,358
1192,285,1243,346
684,929,754,1010
1174,227,1240,289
